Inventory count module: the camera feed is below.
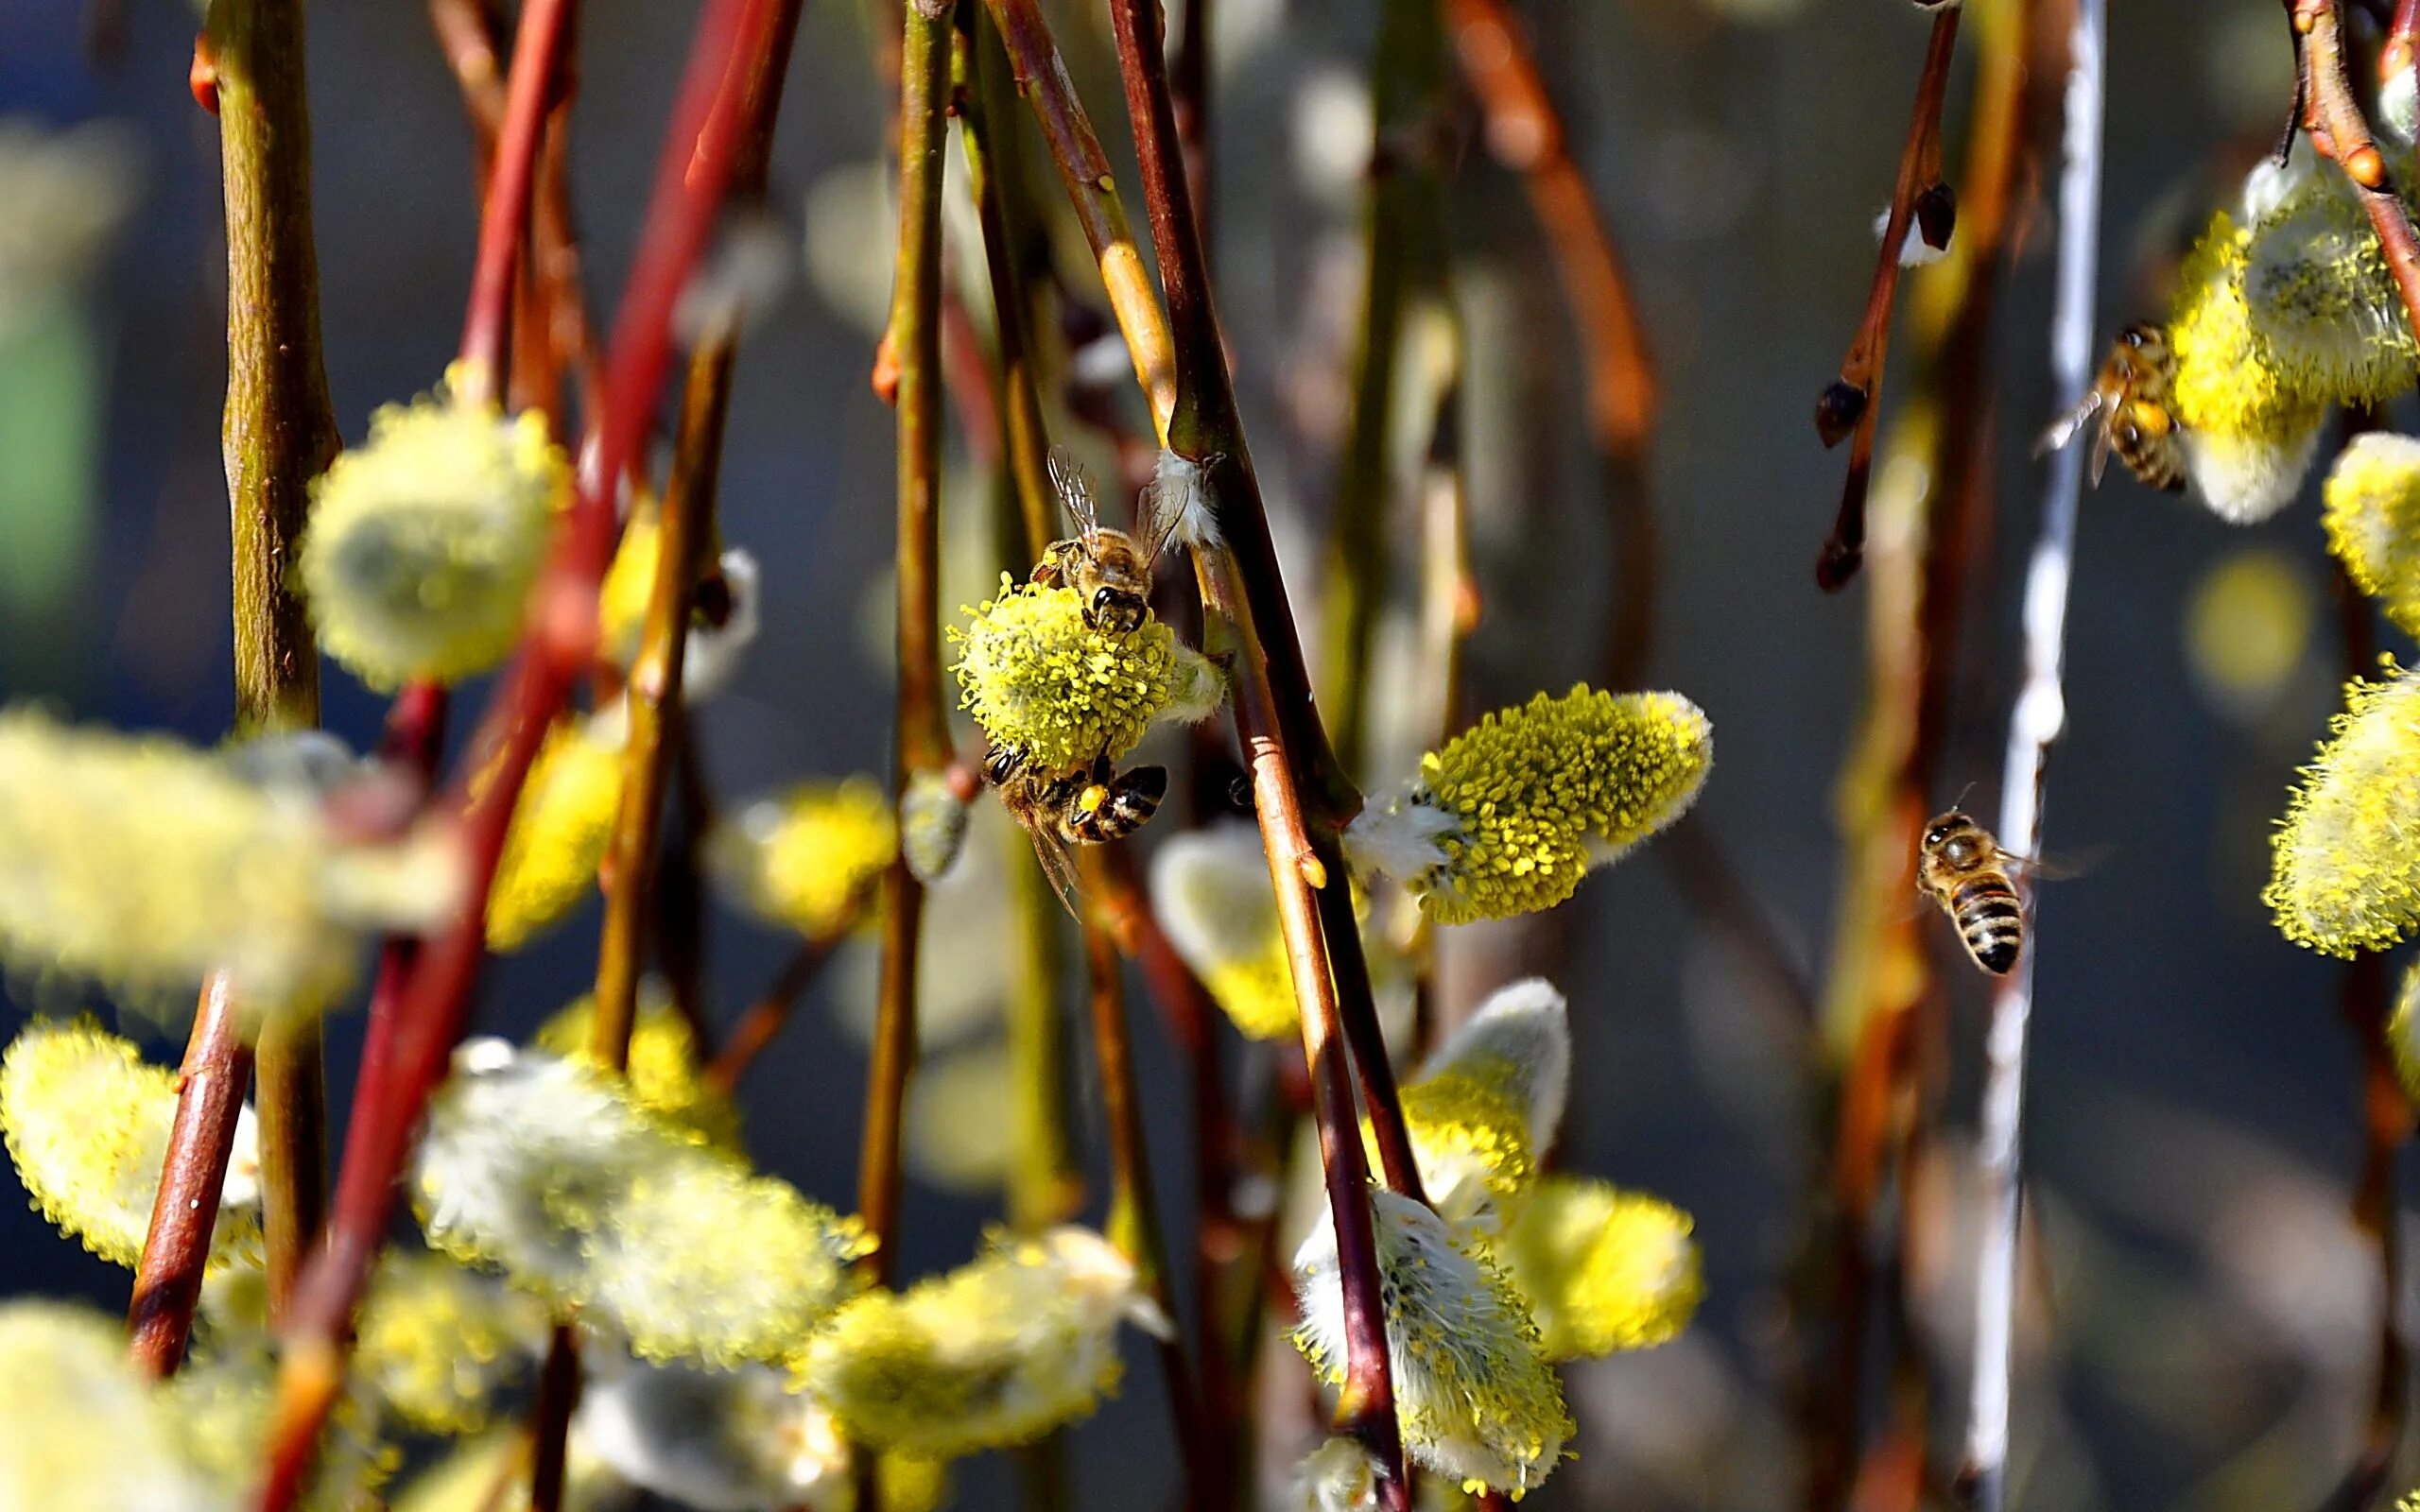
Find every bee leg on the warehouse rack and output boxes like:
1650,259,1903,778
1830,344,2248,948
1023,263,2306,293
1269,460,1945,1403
983,743,1028,788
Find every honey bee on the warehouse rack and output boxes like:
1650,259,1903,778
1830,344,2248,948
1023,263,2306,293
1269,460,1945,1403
986,743,1169,915
1916,809,2030,977
2036,322,2187,492
1032,451,1185,636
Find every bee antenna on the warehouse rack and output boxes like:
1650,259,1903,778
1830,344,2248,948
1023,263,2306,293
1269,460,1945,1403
1950,781,1976,814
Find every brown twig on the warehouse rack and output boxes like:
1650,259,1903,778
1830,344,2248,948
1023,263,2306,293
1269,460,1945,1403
1098,3,1421,1501
456,0,578,404
702,931,851,1095
1080,918,1218,1505
1814,9,1961,592
2294,0,2420,342
1325,0,1448,777
856,0,957,1313
255,3,786,1502
128,976,255,1375
1443,0,1659,684
2390,0,2420,78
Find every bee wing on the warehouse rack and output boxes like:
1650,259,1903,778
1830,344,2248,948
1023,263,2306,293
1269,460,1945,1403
2034,388,2106,462
1048,447,1103,543
1135,452,1217,570
1020,816,1088,920
1997,845,2100,885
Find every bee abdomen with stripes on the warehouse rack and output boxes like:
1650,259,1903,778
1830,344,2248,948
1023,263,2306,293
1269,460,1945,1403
1916,809,2027,977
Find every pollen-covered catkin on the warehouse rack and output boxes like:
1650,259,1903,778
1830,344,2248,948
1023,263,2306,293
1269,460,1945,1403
1495,1177,1703,1360
411,1041,868,1366
1391,979,1573,1227
536,988,740,1148
2324,433,2420,638
353,1252,545,1435
483,715,625,952
1345,685,1712,925
1292,1189,1571,1497
2167,211,2327,524
0,1301,230,1512
705,778,895,939
803,1227,1158,1458
298,381,568,691
1150,824,1303,1040
0,710,448,1010
2240,165,2420,407
0,1019,260,1268
950,576,1223,777
2264,664,2420,955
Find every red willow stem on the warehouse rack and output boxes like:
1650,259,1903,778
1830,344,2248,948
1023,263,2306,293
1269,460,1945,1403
2296,0,2420,342
2391,0,2420,77
457,0,579,403
1814,9,1960,592
701,928,853,1094
128,976,255,1376
255,4,781,1503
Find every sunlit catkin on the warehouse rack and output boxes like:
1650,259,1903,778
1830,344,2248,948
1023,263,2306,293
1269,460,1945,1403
1292,1189,1571,1497
1150,823,1303,1041
2324,433,2420,638
2166,211,2327,524
483,715,625,952
0,1019,260,1268
0,709,451,1009
1495,1177,1702,1360
1392,979,1573,1226
411,1041,868,1366
950,576,1223,777
353,1252,545,1435
2264,665,2420,955
705,777,896,939
536,988,740,1148
298,381,569,690
0,1301,228,1512
803,1227,1161,1458
1345,685,1712,925
2390,960,2420,1106
2241,165,2420,407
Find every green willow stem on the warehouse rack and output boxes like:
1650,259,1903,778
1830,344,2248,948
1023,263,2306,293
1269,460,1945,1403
1325,0,1447,777
143,0,347,1349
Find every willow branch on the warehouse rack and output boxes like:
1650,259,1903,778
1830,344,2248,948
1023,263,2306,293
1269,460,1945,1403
1080,918,1217,1505
456,0,578,403
858,0,956,1312
256,4,785,1501
2392,0,2420,78
129,977,255,1375
186,0,348,1338
1814,9,1960,591
1325,0,1446,776
959,5,1056,558
1444,0,1658,683
2296,0,2420,341
702,930,851,1094
1962,4,2100,1505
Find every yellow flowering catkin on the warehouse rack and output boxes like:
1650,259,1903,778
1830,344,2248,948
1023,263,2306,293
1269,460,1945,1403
1,1019,260,1268
353,1252,544,1435
706,777,896,939
2166,211,2327,524
2390,960,2420,1107
412,1042,869,1366
0,709,394,1009
2325,433,2420,639
484,716,624,952
1150,824,1303,1041
1495,1177,1702,1360
1292,1189,1571,1498
1390,980,1571,1227
1348,686,1712,925
535,988,739,1148
2265,665,2420,955
803,1227,1155,1458
2241,164,2420,407
298,382,568,691
950,576,1222,777
0,1301,228,1512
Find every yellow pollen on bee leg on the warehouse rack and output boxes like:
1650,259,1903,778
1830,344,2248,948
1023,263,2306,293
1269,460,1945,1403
1078,785,1107,815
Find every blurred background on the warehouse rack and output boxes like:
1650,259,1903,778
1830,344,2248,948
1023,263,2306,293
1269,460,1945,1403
0,0,2401,1508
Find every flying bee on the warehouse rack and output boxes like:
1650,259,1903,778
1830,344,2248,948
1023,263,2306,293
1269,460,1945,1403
1916,809,2031,977
2035,322,2187,492
985,742,1169,916
1032,451,1187,636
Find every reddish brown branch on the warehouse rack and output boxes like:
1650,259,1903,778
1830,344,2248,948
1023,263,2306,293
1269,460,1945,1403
1814,9,1960,591
456,0,579,403
256,3,787,1501
2296,0,2420,343
128,975,255,1376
